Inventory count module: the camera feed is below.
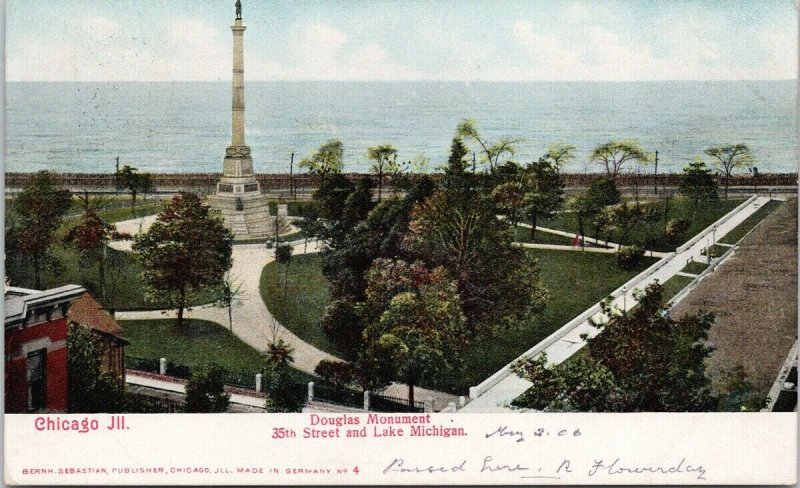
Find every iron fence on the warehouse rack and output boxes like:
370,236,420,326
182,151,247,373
125,392,185,413
369,392,425,413
313,384,363,409
125,356,260,390
124,356,160,374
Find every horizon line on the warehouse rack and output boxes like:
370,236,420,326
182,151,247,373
7,78,797,83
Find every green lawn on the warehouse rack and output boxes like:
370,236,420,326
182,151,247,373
513,226,605,247
718,200,783,245
260,254,336,355
5,245,215,311
63,196,165,224
681,261,709,275
120,318,316,383
661,275,694,303
539,198,743,251
448,250,658,392
260,250,658,394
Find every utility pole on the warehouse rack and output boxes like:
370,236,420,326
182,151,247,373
472,152,476,173
115,156,120,195
289,152,294,199
653,150,658,195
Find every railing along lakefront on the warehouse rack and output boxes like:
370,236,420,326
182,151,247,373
6,171,798,192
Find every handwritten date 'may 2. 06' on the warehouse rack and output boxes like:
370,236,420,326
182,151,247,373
485,425,582,443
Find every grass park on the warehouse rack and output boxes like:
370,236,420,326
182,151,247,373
261,247,659,391
6,170,791,409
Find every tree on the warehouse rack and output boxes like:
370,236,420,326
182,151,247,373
366,144,398,201
275,243,293,299
318,177,436,359
300,139,344,189
679,159,718,206
266,338,295,365
589,140,651,181
212,272,244,331
185,363,230,413
492,182,526,228
586,177,621,207
360,259,468,403
716,364,768,412
522,158,565,240
567,192,600,248
115,165,153,217
7,171,72,289
264,339,305,412
514,282,717,412
295,203,324,253
513,353,619,412
64,211,126,302
67,323,126,413
132,193,233,327
314,360,356,388
704,144,753,200
264,362,306,412
404,189,548,336
457,119,523,173
544,142,576,172
442,136,473,190
609,202,643,244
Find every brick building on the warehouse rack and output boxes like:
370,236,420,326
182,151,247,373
4,285,128,413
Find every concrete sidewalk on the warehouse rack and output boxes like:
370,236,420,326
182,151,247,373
461,196,771,412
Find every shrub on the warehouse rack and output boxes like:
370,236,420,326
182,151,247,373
616,245,645,270
185,363,230,413
664,218,691,246
265,363,306,412
315,360,356,388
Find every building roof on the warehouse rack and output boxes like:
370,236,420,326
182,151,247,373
4,284,86,325
67,293,127,342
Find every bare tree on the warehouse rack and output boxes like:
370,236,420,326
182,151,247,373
704,143,755,199
457,119,523,173
590,140,651,181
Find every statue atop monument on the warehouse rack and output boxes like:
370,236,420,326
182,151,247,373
235,0,242,20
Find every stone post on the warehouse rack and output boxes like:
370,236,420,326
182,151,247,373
425,397,434,413
255,373,262,393
307,382,314,403
363,391,370,412
447,402,456,413
469,386,478,400
459,396,466,408
159,358,167,376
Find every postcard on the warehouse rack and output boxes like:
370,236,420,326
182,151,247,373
3,0,798,485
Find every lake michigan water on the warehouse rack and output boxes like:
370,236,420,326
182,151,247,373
4,80,797,174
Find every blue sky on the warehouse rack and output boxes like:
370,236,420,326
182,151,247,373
5,0,798,81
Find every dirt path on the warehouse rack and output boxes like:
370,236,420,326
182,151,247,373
671,199,797,393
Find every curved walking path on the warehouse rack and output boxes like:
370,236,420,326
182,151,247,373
517,222,622,250
114,238,338,375
461,196,772,412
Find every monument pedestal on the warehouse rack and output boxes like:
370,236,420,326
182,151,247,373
207,145,272,240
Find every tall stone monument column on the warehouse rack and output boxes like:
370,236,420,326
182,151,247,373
207,0,271,239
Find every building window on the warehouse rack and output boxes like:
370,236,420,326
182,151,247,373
27,348,47,411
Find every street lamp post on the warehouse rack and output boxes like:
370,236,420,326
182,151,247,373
621,285,628,311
